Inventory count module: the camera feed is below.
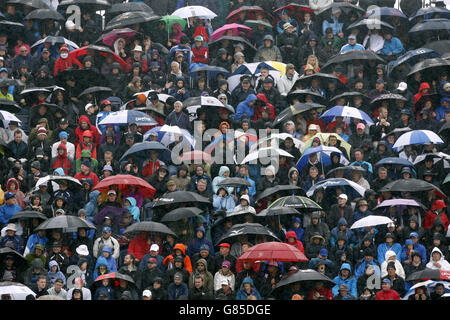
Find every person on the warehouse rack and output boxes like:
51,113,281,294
32,275,49,298
47,278,68,299
236,277,261,300
426,247,450,271
375,278,401,300
340,35,365,52
168,272,189,300
332,263,357,298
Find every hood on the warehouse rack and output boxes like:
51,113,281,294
340,263,352,274
49,260,60,272
433,217,445,229
196,226,206,237
288,167,299,178
197,258,208,269
102,246,113,254
285,230,298,241
32,258,44,270
173,243,186,255
337,217,348,227
430,247,444,261
56,143,68,158
95,256,110,272
409,215,418,224
217,93,228,105
244,94,257,105
384,250,397,261
81,149,92,158
431,200,447,211
218,166,230,178
256,93,269,105
53,168,65,176
241,277,255,289
125,197,137,207
6,178,20,192
292,217,301,226
89,190,101,202
362,233,373,243
78,115,92,126
419,82,431,92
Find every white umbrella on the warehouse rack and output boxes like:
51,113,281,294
0,110,21,128
172,6,217,19
241,147,293,164
0,282,35,300
350,215,394,229
33,176,59,192
251,133,305,152
393,130,444,150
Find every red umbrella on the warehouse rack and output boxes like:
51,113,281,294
237,242,309,263
226,6,269,23
93,174,156,198
273,3,314,21
94,272,135,284
178,150,213,164
68,45,127,72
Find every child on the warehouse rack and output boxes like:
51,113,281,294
94,278,114,300
48,260,66,286
125,197,140,222
93,256,110,280
101,246,117,272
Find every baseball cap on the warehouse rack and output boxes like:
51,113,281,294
65,20,75,29
283,22,294,30
4,192,15,201
220,279,229,286
357,123,366,130
319,248,328,257
218,243,230,249
59,131,68,139
103,226,112,233
59,118,69,124
338,194,348,200
397,82,407,91
85,103,94,111
194,35,203,42
103,165,113,172
142,290,152,297
42,48,49,53
150,244,159,252
107,190,116,195
147,257,157,264
382,278,392,285
166,180,176,187
410,232,419,238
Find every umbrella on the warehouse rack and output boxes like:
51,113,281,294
374,199,423,210
306,178,366,198
68,45,126,72
209,35,256,58
123,221,176,237
143,126,195,148
403,280,450,300
93,174,156,198
347,18,395,32
19,87,51,96
177,150,213,164
24,9,65,21
409,6,450,22
154,15,186,32
0,248,28,271
273,102,326,126
379,179,447,198
375,157,415,168
237,241,309,262
301,133,351,157
387,48,441,75
96,28,139,47
35,215,96,231
370,93,408,106
255,185,302,203
0,110,21,127
393,130,444,150
78,86,112,99
217,177,251,188
319,106,374,125
119,141,169,162
172,6,217,19
98,110,157,126
251,133,304,153
211,23,253,41
189,65,230,79
444,173,450,185
322,50,385,70
0,79,18,88
440,120,450,135
31,36,79,50
8,210,48,223
216,223,281,245
413,152,450,165
363,7,407,20
104,11,160,32
273,3,314,18
7,0,50,9
94,272,135,284
423,40,450,56
296,146,349,173
161,207,203,222
384,127,413,138
107,2,153,15
183,96,229,115
227,61,278,91
258,206,300,217
407,58,450,78
350,215,394,229
295,72,343,88
0,99,21,113
405,268,450,282
244,20,273,31
240,147,293,164
330,91,371,105
226,6,266,23
58,0,111,10
286,89,327,105
0,282,35,300
326,165,366,177
316,2,365,16
47,175,82,189
132,90,171,104
409,18,450,34
152,191,211,208
275,269,335,290
268,195,322,211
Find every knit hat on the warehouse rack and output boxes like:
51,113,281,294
81,160,91,168
37,127,47,135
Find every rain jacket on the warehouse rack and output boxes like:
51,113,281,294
423,200,449,231
187,226,215,257
75,149,98,173
375,287,401,300
377,241,402,264
84,190,101,221
253,93,275,121
76,131,98,160
236,277,262,300
322,14,344,36
332,263,357,298
413,82,431,105
330,218,357,247
285,231,305,253
168,280,189,300
93,256,110,280
288,217,305,243
354,257,381,279
125,197,140,222
127,234,150,262
48,260,66,286
0,199,22,225
101,246,117,273
253,36,282,62
75,115,101,148
212,166,234,195
426,247,450,271
380,36,404,55
163,243,193,274
235,94,257,121
189,258,214,292
54,54,83,76
380,250,406,279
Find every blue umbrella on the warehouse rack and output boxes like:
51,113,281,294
306,178,366,199
143,125,195,148
319,106,374,125
98,110,157,126
374,157,415,168
296,146,349,173
387,48,441,75
204,134,235,154
363,7,407,20
409,7,450,22
119,141,170,162
403,280,450,300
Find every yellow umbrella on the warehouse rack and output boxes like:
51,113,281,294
301,133,351,157
265,61,286,76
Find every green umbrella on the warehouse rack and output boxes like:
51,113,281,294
244,19,273,31
157,15,186,32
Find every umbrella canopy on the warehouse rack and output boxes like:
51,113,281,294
330,91,370,104
8,210,48,223
189,65,231,80
322,50,385,70
217,177,251,188
407,57,450,77
403,280,450,300
105,11,160,32
375,157,415,168
31,36,79,49
209,36,256,56
363,7,407,20
326,165,366,177
238,241,309,262
183,96,231,114
154,15,186,32
240,147,293,164
143,126,194,148
268,195,322,211
244,20,273,31
123,221,176,237
93,174,156,198
319,105,374,125
286,89,327,105
251,133,304,152
0,79,19,88
370,93,408,106
68,45,126,71
35,215,96,231
98,110,157,126
0,282,35,300
161,207,203,222
96,28,139,47
7,0,50,9
0,99,21,113
216,223,281,245
409,6,450,22
350,215,394,229
119,140,169,161
275,269,335,290
58,0,111,10
24,9,64,21
0,110,21,127
379,179,447,198
423,40,450,56
226,6,266,23
255,185,303,202
347,18,394,32
152,191,211,208
48,175,82,189
107,2,153,15
177,150,212,164
94,272,135,284
211,23,253,41
301,133,351,156
172,6,217,19
393,130,444,150
413,152,450,165
78,86,112,99
273,3,314,17
296,145,349,173
0,248,28,271
405,268,450,282
374,199,423,210
409,18,450,34
387,48,441,75
258,206,300,217
295,72,342,87
316,2,364,16
306,178,366,198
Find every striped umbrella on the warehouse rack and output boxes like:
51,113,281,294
306,178,366,198
296,145,349,173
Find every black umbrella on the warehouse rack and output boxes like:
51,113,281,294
384,127,412,138
326,165,366,177
295,72,342,88
119,141,168,162
78,86,113,98
0,20,24,35
20,87,51,96
370,93,408,106
35,215,96,231
268,195,323,211
255,185,302,202
286,89,327,105
7,0,50,9
409,18,450,34
133,106,166,119
317,2,365,16
409,7,450,23
105,11,160,31
8,210,48,223
24,9,65,21
330,91,370,105
58,0,111,11
216,222,281,244
0,79,18,88
347,18,394,32
273,102,326,126
380,178,447,198
0,99,21,113
257,206,300,217
423,40,450,56
274,269,336,289
107,2,153,15
47,175,82,189
123,221,176,237
161,207,203,222
407,58,450,77
438,120,450,134
405,268,450,282
55,68,107,90
209,36,256,53
0,248,28,271
217,177,251,188
152,191,211,208
322,50,386,70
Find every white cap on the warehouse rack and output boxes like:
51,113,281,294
76,244,89,256
142,289,152,297
387,222,395,228
309,124,319,131
85,103,94,111
65,20,75,29
397,82,407,91
338,194,348,200
150,244,159,252
220,279,229,286
133,45,143,52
